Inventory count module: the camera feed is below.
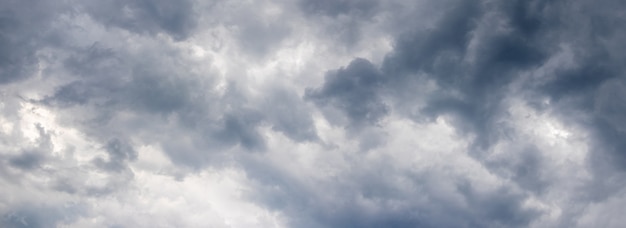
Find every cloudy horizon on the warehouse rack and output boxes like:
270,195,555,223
2,0,626,227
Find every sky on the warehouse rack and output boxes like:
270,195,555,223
1,0,626,227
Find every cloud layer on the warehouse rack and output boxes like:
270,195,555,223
2,0,626,227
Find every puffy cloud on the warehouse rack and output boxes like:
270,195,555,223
306,58,387,129
0,0,68,84
81,0,198,41
1,0,626,227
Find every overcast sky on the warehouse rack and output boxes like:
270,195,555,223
1,0,626,227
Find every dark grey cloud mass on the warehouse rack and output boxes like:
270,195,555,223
1,0,626,227
299,0,379,18
306,58,388,129
0,0,67,84
82,0,198,40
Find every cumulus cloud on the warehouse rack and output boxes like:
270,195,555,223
306,58,388,129
82,0,198,41
1,0,626,227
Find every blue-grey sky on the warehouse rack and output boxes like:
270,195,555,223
2,0,626,227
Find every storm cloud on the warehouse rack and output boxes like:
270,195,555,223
1,0,626,227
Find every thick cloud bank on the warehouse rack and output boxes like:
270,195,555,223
1,0,626,227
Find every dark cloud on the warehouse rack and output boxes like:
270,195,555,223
486,145,550,194
0,0,66,84
455,182,540,228
382,0,480,75
214,112,266,151
1,203,85,228
52,43,199,116
306,58,388,129
2,0,626,227
244,154,540,228
302,0,626,225
263,88,319,142
8,151,44,171
297,0,385,49
517,0,626,199
93,138,137,172
42,43,199,123
326,0,608,159
234,14,291,58
380,0,549,147
6,124,52,171
82,0,198,40
38,40,269,168
299,0,378,18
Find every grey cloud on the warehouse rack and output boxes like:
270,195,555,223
62,42,121,80
1,203,85,228
384,0,553,97
0,0,67,84
93,138,137,172
522,1,626,183
235,14,291,58
243,154,539,228
315,0,558,158
8,152,43,171
306,58,388,129
3,0,626,227
297,0,386,49
82,0,198,40
301,0,626,225
595,78,626,137
0,118,134,198
455,182,540,228
46,44,195,115
486,145,550,195
214,112,266,151
381,0,480,77
41,41,277,169
263,88,319,142
293,1,558,225
523,0,626,181
6,124,52,171
126,71,195,114
299,0,378,18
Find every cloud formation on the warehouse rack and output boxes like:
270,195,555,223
1,0,626,227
